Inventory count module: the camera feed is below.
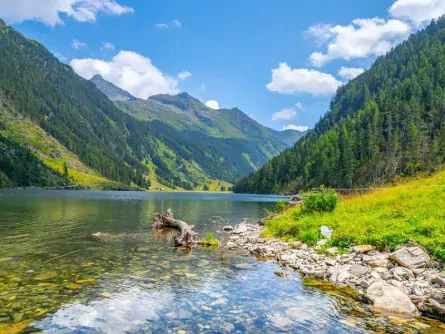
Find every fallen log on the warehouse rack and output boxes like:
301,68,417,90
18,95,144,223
153,209,218,247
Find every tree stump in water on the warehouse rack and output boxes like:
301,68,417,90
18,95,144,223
153,209,217,247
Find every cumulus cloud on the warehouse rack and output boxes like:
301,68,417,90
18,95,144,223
178,71,192,80
283,124,309,132
101,42,115,51
72,39,87,49
70,50,180,98
156,20,182,29
205,100,219,109
390,0,445,26
338,66,365,80
307,18,411,67
266,63,342,95
0,0,134,26
272,108,297,121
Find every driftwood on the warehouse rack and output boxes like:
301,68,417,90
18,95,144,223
153,209,217,247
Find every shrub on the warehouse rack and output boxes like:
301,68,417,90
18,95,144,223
274,200,287,213
302,187,340,213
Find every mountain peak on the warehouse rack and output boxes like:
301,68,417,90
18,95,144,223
0,19,6,28
149,92,206,111
91,74,104,81
91,75,135,102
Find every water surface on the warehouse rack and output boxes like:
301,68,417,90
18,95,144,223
0,190,438,333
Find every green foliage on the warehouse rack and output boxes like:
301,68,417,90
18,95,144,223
234,17,445,194
0,134,67,188
201,233,219,246
203,184,209,191
274,200,287,213
302,188,340,213
263,169,445,261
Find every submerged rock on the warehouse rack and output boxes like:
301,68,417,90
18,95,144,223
34,272,58,281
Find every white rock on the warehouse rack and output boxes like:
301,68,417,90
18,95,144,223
389,245,430,270
320,225,333,238
366,281,420,317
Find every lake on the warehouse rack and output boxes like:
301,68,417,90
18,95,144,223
0,190,436,333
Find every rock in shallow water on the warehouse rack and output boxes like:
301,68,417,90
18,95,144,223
366,281,419,317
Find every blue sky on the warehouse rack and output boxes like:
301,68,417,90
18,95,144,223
2,0,443,131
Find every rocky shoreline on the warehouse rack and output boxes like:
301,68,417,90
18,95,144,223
225,223,445,321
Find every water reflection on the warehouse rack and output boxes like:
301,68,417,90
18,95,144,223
0,190,438,333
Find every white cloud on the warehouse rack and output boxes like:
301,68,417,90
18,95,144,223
272,108,297,121
178,71,192,80
266,63,342,95
295,102,304,111
171,20,182,28
156,20,182,29
283,124,309,132
72,39,87,49
307,18,411,67
390,0,445,26
53,51,67,62
101,42,115,51
205,100,219,109
0,0,134,27
70,50,180,98
156,23,169,29
338,66,365,80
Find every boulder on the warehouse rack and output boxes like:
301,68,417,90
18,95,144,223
349,264,370,277
223,226,234,231
232,224,248,234
326,247,339,255
389,245,430,270
320,226,333,239
430,275,445,287
352,245,374,254
366,281,420,317
418,298,445,320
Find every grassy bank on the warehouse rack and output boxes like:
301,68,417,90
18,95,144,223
264,170,445,261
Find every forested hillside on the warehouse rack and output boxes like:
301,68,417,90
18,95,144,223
93,76,304,157
0,19,301,190
234,17,445,194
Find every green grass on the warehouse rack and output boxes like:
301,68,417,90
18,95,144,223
201,233,220,246
263,170,445,261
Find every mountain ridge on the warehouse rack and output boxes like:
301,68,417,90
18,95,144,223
234,17,445,194
91,75,306,146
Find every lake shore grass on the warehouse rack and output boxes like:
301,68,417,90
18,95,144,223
263,169,445,261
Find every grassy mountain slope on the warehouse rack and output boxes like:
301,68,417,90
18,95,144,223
0,20,152,189
92,75,304,155
265,169,445,261
234,17,445,194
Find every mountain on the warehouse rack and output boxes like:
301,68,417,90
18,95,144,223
233,17,445,194
0,19,302,191
92,75,305,147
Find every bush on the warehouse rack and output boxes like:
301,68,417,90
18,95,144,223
274,200,287,213
302,187,340,213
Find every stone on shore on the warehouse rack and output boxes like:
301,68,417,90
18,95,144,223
223,226,234,231
352,245,373,254
389,245,430,270
366,281,419,317
320,226,333,238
